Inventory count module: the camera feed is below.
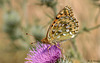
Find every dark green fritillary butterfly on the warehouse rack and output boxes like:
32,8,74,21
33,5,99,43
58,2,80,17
41,6,79,45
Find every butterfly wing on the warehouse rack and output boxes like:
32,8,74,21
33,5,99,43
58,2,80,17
46,6,79,43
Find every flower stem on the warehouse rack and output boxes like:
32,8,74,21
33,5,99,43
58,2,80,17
79,24,100,34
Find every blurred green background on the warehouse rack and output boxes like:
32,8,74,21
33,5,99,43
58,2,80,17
0,0,100,63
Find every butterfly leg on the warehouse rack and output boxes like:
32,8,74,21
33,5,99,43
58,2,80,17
47,45,51,50
55,44,65,60
56,44,71,61
47,43,54,50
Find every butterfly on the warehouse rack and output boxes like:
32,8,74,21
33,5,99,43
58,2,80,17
41,6,79,45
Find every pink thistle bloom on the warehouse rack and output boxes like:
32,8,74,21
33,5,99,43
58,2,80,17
25,43,61,63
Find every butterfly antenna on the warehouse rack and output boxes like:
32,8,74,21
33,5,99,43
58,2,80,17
30,42,36,44
26,33,34,37
26,33,37,44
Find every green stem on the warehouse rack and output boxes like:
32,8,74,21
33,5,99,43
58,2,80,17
11,40,19,50
71,39,86,63
50,0,58,17
88,24,100,31
52,5,57,17
79,24,100,34
95,7,100,23
42,0,58,28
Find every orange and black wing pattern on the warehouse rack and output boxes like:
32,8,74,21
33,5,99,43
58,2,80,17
42,6,79,44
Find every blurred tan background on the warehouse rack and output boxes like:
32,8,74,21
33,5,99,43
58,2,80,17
0,0,100,63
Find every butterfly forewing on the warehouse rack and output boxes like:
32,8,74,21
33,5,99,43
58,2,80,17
46,6,79,43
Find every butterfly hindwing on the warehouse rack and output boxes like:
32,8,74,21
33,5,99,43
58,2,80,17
46,6,79,43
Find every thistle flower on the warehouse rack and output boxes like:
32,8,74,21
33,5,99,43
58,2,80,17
25,42,61,63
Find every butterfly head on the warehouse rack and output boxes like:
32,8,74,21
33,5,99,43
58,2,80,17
41,38,50,44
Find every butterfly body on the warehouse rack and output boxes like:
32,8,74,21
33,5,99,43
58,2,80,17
41,6,79,45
